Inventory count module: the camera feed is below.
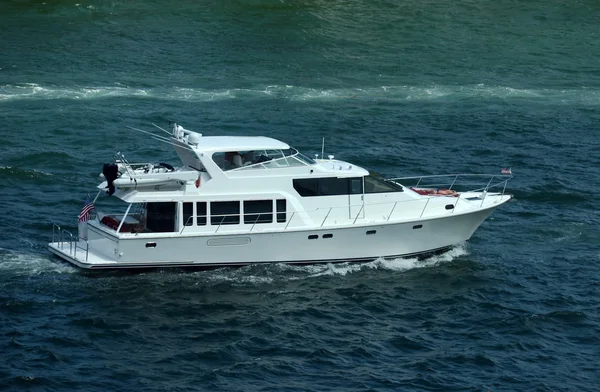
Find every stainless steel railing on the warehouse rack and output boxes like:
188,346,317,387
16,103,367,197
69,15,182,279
51,223,89,262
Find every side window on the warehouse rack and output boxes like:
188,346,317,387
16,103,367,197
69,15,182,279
350,177,363,194
211,201,240,225
146,202,177,233
196,202,207,226
244,200,273,224
319,178,349,196
276,199,286,223
293,179,319,196
183,202,193,226
294,177,364,197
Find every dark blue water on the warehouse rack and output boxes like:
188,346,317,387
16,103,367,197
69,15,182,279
1,1,599,390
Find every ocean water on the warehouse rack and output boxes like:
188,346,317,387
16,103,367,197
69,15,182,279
1,0,599,390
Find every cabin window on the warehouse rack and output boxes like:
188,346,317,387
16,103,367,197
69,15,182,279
196,202,207,226
293,179,319,196
146,202,177,233
183,202,193,226
244,200,273,224
350,178,363,194
211,201,240,225
319,178,349,196
276,199,286,223
293,177,363,197
364,173,404,194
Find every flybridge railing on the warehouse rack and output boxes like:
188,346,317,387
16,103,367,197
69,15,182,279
52,224,89,262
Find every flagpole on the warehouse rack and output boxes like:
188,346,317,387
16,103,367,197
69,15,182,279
92,190,101,204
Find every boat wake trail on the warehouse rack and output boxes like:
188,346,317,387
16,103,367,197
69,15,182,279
0,248,77,276
196,244,469,285
1,83,598,104
301,243,469,277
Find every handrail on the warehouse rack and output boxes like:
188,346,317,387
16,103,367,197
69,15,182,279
391,173,513,181
52,223,61,245
391,173,512,197
135,189,511,235
51,223,90,262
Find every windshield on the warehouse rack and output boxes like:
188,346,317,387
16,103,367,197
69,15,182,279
215,148,316,172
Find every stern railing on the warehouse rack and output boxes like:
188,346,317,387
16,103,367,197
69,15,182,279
52,223,89,262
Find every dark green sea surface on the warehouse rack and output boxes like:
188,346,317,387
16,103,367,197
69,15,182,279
1,1,599,391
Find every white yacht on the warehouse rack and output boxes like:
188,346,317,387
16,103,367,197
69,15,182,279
49,123,513,269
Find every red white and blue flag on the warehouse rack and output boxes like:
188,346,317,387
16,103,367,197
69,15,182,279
501,168,512,175
78,195,95,223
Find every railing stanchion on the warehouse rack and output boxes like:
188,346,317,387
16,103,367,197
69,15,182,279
453,194,461,213
284,212,295,230
215,216,224,233
484,176,494,192
449,174,459,190
387,202,397,222
419,198,431,218
321,208,332,227
353,205,364,224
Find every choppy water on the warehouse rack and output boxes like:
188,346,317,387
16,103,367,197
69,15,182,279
1,0,599,390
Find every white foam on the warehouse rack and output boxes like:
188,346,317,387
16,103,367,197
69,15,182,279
0,166,54,178
1,83,598,104
0,249,77,275
302,243,469,277
195,243,470,285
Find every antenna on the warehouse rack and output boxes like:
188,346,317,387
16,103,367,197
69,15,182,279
126,125,194,152
127,126,172,143
150,136,194,152
321,137,325,161
151,123,170,135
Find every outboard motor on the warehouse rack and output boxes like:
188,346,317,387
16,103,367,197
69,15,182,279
102,163,119,196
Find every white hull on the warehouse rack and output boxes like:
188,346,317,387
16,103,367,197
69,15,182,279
49,205,495,269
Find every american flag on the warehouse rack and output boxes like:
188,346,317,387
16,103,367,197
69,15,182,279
501,168,512,175
78,195,95,223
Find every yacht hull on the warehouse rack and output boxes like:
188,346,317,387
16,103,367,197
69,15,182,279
48,206,495,270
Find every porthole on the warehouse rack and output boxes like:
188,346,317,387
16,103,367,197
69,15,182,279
366,230,377,235
146,242,157,248
323,234,333,239
413,225,423,230
308,235,318,240
445,204,454,210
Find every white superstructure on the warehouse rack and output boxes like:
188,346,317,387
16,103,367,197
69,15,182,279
49,123,513,269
